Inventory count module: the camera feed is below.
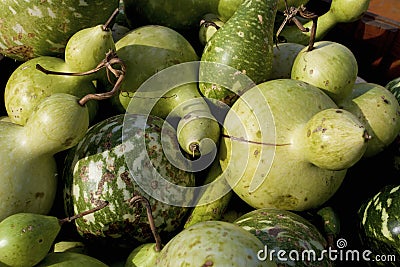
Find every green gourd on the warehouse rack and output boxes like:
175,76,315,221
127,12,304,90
0,213,61,267
4,16,116,125
0,0,119,61
219,79,369,211
36,252,108,267
199,0,279,107
270,42,305,79
125,243,160,267
123,0,308,30
0,93,89,221
183,157,233,228
338,82,400,157
115,25,220,156
156,220,275,266
279,0,371,45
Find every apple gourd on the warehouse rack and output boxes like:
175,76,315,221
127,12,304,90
291,41,358,104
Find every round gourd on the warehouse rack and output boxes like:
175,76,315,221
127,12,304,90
62,114,195,247
219,79,368,211
234,208,332,266
155,220,275,266
291,41,358,104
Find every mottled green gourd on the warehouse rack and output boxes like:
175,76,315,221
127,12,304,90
62,114,195,248
0,213,61,267
199,0,279,107
0,0,119,61
4,20,116,125
156,220,275,266
279,0,371,45
219,79,368,211
0,93,89,222
358,184,400,266
234,208,332,266
338,82,400,157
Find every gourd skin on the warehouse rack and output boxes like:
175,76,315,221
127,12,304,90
219,79,347,211
0,0,119,61
0,93,89,221
279,0,371,45
199,0,279,107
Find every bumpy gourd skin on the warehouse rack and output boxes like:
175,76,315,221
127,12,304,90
199,0,279,107
0,0,119,61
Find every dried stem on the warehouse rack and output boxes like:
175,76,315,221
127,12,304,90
221,134,291,147
103,7,120,31
36,50,126,106
58,200,109,225
129,195,162,252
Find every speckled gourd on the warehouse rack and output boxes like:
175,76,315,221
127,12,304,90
234,208,332,266
199,0,279,107
219,79,369,211
62,113,195,248
155,220,276,266
0,0,119,61
4,21,116,125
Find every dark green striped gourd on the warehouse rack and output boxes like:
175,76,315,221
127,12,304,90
199,0,279,107
234,208,332,266
62,114,195,248
358,184,400,266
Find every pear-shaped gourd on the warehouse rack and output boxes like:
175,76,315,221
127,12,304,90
4,19,116,125
303,108,369,170
0,93,89,221
115,25,220,156
199,0,279,106
0,213,61,267
219,79,368,211
0,0,119,61
338,82,400,157
156,220,274,266
279,0,370,45
36,252,108,267
125,243,160,267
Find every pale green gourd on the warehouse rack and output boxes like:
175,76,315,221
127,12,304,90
0,213,61,267
219,79,369,211
0,93,89,222
279,0,371,45
4,19,116,125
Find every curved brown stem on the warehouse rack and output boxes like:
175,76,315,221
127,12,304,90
221,134,291,147
36,50,126,107
58,200,109,225
129,195,162,252
103,7,120,31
